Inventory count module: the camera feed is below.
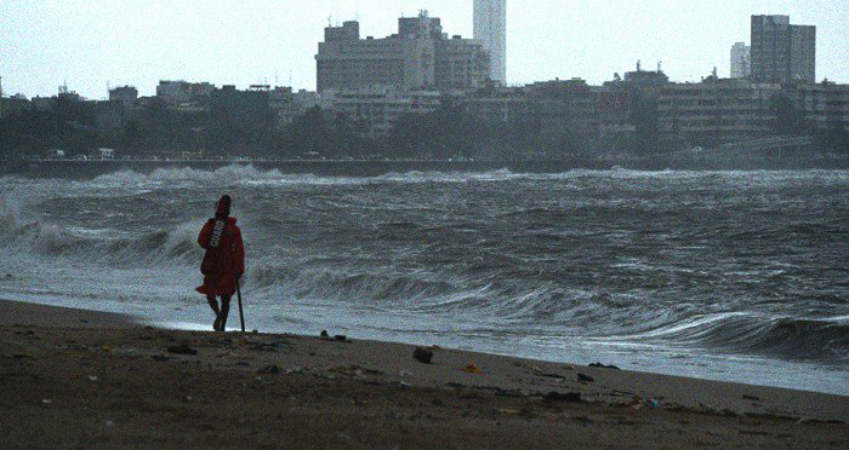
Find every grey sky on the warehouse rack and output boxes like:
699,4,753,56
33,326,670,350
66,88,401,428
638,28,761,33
1,0,847,99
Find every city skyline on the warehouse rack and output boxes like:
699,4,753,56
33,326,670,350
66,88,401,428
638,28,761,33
1,0,847,100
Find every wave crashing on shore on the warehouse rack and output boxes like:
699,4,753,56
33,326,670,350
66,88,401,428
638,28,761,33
1,166,847,393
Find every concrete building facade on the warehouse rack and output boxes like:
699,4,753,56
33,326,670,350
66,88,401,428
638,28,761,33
325,85,441,139
527,78,600,143
109,86,138,106
657,78,782,147
316,12,489,93
751,15,816,83
785,81,849,131
473,0,506,85
156,80,216,106
462,87,534,125
730,42,751,79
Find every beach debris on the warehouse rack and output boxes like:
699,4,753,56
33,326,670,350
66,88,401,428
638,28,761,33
739,429,771,436
532,366,566,380
572,415,594,425
399,369,412,378
644,398,660,409
246,339,290,352
285,366,304,375
257,365,280,375
413,347,433,364
461,362,483,374
589,362,620,370
100,346,112,352
742,394,760,401
494,388,524,398
577,373,594,383
104,419,115,428
545,391,582,402
609,389,636,397
87,375,98,382
183,395,193,403
399,380,411,389
334,334,349,342
320,330,329,338
41,398,52,405
167,344,197,355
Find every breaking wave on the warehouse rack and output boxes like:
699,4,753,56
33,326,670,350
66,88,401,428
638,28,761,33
0,167,846,378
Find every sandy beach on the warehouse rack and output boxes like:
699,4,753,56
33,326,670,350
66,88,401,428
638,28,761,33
0,299,846,449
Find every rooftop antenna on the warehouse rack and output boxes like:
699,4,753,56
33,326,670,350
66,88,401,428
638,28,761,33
327,16,332,27
636,60,641,72
657,60,662,73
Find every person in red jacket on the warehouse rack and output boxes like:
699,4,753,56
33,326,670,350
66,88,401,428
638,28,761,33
197,194,245,331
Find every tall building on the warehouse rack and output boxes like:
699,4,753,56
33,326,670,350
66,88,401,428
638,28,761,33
109,86,138,106
326,85,442,139
730,42,751,79
751,15,815,83
315,11,489,92
657,78,783,147
473,0,506,85
156,80,216,105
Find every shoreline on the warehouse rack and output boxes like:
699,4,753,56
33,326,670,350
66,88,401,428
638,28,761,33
6,298,846,396
1,298,846,449
3,158,847,179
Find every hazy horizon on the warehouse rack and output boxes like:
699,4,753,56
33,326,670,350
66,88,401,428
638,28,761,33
1,0,847,100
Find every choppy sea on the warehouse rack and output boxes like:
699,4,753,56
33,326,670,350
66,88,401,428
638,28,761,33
1,165,846,394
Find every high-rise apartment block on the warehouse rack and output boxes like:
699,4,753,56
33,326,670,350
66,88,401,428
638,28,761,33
474,0,506,85
730,42,751,79
751,15,815,83
109,86,138,106
315,12,490,92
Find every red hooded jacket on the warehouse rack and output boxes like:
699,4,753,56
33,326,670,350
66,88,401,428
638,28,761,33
196,216,245,296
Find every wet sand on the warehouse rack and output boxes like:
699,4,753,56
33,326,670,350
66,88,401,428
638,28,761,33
0,299,846,449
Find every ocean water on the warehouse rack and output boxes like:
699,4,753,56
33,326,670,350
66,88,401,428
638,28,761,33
1,165,847,394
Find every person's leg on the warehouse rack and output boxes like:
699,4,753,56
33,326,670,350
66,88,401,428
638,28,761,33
207,295,222,331
220,295,231,330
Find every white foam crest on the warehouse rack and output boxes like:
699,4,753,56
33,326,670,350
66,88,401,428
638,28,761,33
0,191,25,231
86,164,287,187
371,169,520,184
31,222,80,254
238,169,524,187
90,169,149,186
163,220,204,256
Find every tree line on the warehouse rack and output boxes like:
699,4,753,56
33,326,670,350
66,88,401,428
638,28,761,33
0,92,845,160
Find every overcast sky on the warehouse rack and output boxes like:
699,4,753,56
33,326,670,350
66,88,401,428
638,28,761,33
1,0,847,99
